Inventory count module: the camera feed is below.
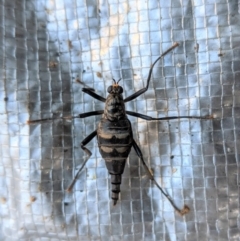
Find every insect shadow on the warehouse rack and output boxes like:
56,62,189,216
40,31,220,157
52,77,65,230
28,43,213,215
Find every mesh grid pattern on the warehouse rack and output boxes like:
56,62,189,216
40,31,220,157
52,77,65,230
0,0,239,240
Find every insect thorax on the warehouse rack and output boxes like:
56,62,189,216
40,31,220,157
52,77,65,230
104,94,125,121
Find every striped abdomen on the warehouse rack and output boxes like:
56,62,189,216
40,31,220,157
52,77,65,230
97,118,133,204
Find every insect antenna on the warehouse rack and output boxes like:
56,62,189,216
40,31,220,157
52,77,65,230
112,78,117,84
117,78,122,84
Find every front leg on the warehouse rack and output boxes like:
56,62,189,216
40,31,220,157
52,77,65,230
124,43,179,103
82,88,106,102
76,79,106,102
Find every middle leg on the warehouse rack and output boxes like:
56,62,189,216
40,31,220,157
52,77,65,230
126,111,213,121
80,110,104,118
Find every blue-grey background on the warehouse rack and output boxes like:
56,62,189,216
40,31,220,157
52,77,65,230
0,0,239,240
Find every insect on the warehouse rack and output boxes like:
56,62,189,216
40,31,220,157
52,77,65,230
28,43,212,215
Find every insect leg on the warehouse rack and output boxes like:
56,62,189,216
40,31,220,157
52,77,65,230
82,88,106,102
27,115,81,124
124,43,179,103
80,110,104,118
76,79,96,92
126,111,213,121
66,130,97,192
132,139,190,215
28,110,105,123
76,78,105,101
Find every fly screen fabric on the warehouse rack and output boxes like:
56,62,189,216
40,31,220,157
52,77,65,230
0,1,239,240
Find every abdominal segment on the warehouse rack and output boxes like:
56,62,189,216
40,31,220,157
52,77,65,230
97,118,133,204
104,159,126,205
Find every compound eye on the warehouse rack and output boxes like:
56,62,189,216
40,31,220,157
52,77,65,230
118,86,123,94
107,86,112,93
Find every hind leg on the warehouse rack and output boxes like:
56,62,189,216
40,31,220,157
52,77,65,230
132,139,189,215
66,130,97,192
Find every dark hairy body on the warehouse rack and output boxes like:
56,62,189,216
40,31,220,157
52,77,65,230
97,117,132,204
97,84,133,204
28,43,212,215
